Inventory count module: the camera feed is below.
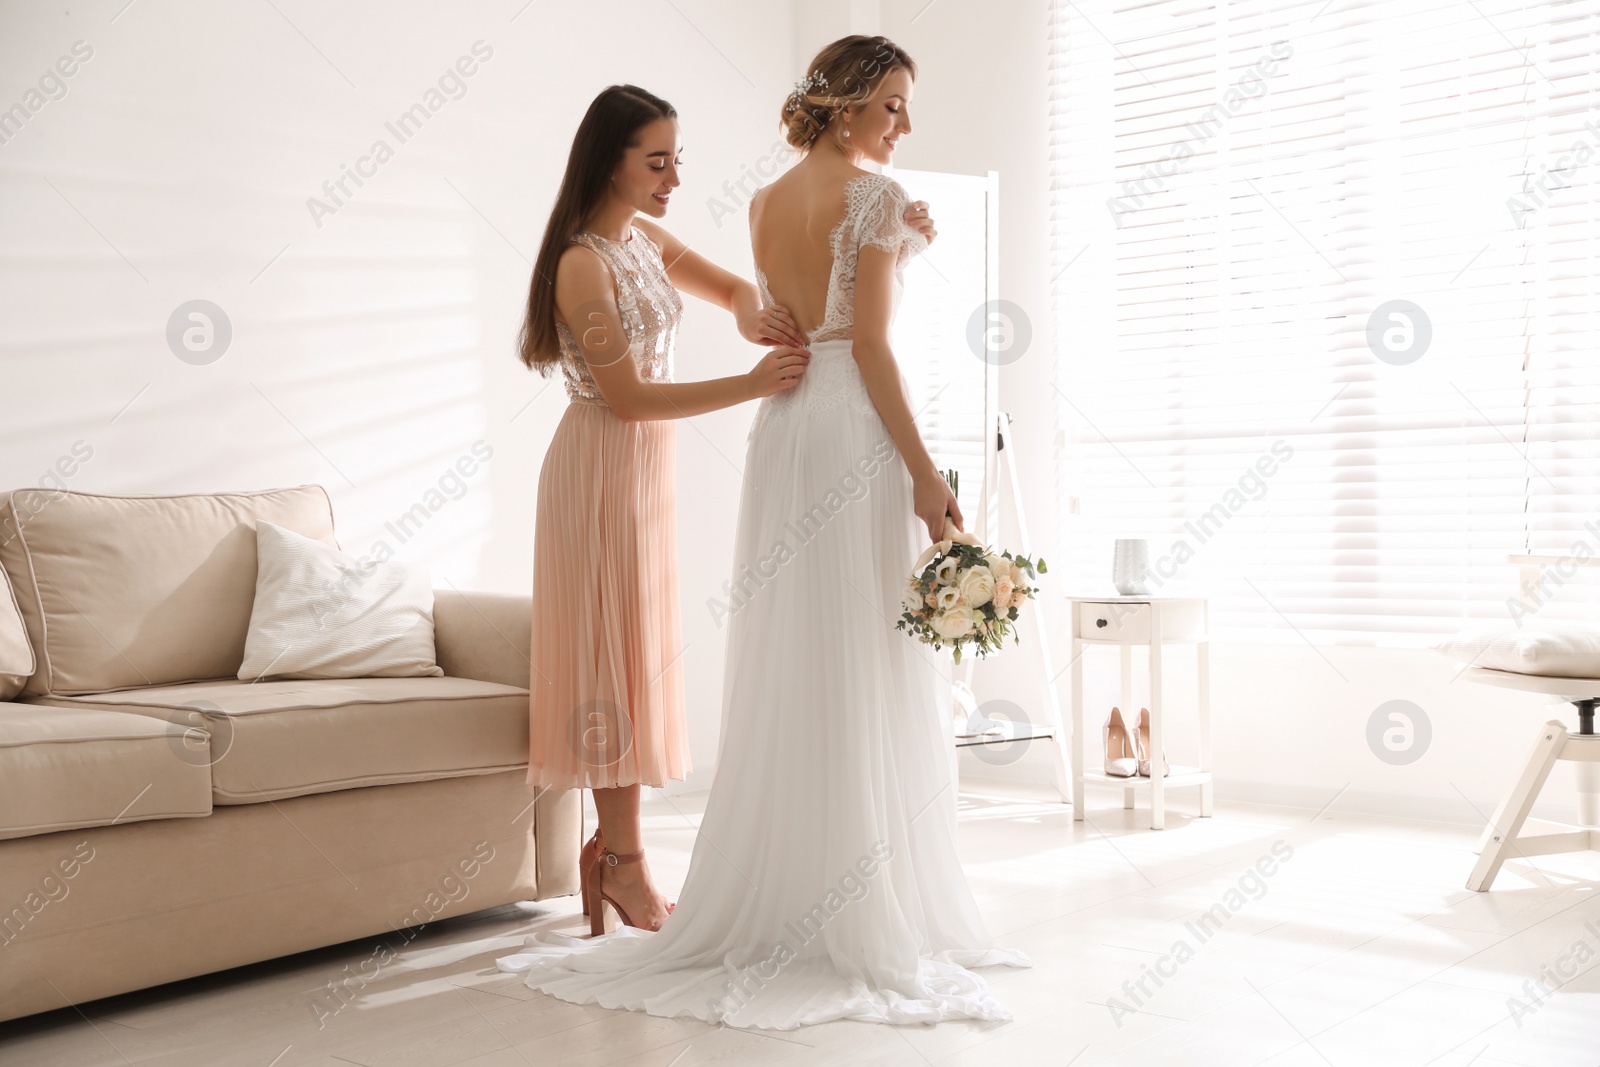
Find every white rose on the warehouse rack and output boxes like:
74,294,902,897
957,565,994,608
932,609,976,640
902,581,924,614
936,585,964,611
997,557,1028,592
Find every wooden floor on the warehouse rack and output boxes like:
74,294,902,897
3,783,1599,1066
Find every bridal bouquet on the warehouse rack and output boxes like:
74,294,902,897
896,470,1047,664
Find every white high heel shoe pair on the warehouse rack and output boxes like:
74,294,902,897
1102,706,1169,778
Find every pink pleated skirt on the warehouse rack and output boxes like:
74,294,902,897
526,401,690,790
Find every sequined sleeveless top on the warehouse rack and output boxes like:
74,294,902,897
555,227,682,406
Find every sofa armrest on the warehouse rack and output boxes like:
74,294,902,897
433,589,532,690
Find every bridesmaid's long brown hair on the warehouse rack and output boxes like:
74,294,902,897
520,85,677,371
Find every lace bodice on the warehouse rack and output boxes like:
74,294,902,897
555,227,682,406
753,173,928,344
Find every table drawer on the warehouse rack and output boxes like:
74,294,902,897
1079,601,1150,642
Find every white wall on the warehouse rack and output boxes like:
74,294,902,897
0,0,801,787
3,0,1576,826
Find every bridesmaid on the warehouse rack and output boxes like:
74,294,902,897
518,85,810,935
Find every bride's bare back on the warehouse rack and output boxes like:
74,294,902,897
749,161,866,339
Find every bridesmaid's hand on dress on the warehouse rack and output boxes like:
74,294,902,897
904,200,937,247
738,303,809,349
744,346,810,398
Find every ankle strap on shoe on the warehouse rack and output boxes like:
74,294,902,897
602,848,644,867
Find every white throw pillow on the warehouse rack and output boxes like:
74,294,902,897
1432,621,1600,678
239,520,444,681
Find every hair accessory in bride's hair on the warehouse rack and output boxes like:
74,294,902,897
784,70,828,113
794,70,827,95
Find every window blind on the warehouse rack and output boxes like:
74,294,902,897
1049,0,1600,645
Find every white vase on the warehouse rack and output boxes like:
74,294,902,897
1113,538,1150,595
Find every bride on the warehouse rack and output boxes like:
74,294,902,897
497,34,1030,1029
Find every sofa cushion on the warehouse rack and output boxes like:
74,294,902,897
0,562,33,701
29,676,530,805
0,702,212,841
0,486,338,697
240,521,443,682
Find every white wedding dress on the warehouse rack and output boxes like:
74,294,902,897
496,172,1031,1030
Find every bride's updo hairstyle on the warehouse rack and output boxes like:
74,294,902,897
781,35,916,152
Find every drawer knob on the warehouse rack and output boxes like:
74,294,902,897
1096,617,1108,628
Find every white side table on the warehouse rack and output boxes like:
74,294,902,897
1068,594,1214,830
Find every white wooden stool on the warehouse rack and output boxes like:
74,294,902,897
1465,667,1600,891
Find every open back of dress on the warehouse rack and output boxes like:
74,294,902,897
752,171,927,344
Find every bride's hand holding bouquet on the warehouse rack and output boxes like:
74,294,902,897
897,470,1047,664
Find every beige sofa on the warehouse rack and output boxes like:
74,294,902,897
0,485,578,1023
